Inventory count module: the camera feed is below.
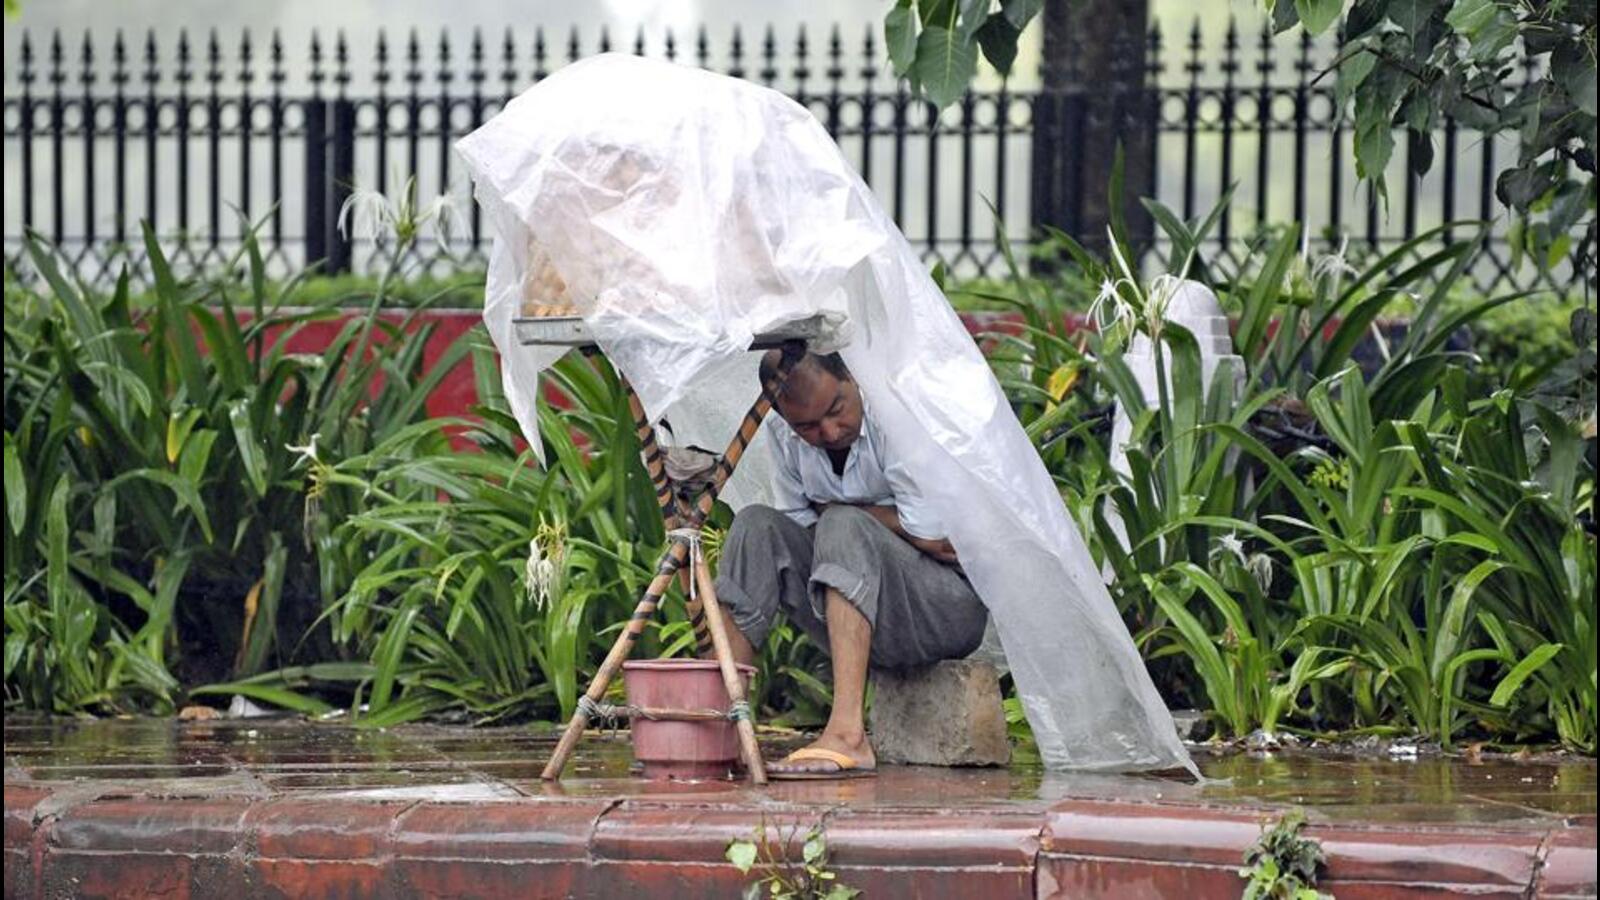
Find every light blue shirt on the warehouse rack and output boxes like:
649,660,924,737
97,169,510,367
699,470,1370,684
763,402,945,541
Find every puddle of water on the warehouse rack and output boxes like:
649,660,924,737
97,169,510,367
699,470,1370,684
5,715,1593,825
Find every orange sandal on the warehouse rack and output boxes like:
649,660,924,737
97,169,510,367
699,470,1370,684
766,746,878,781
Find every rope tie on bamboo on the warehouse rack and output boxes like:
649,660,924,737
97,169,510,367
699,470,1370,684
577,694,751,723
666,527,703,601
577,695,624,727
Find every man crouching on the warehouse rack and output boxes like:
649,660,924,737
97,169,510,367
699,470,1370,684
713,342,988,779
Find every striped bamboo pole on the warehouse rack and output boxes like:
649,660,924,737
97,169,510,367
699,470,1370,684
540,387,774,781
622,386,713,657
692,551,767,784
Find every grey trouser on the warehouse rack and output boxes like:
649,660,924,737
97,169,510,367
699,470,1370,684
713,504,988,671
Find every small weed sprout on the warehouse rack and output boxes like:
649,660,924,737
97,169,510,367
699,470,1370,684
1239,810,1331,900
725,819,860,900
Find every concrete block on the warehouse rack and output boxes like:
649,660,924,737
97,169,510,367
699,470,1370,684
868,659,1009,767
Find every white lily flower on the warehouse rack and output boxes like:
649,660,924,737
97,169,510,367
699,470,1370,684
1311,236,1358,285
424,193,467,251
1246,552,1274,594
524,518,567,609
1089,275,1139,340
1215,530,1248,565
336,188,395,242
285,433,321,467
523,538,557,609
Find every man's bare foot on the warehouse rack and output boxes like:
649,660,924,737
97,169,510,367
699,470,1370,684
768,728,876,777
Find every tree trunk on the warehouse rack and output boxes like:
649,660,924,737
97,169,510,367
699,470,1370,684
1032,0,1154,255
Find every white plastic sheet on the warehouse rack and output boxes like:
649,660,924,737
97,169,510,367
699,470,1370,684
457,54,1197,774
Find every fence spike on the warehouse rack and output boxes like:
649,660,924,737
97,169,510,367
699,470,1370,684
375,29,391,88
112,30,128,88
335,30,351,97
438,29,454,88
728,25,745,78
533,27,548,81
633,25,646,56
1222,15,1239,82
270,29,284,90
696,25,710,69
176,28,191,87
1257,19,1275,79
501,27,516,95
760,24,776,86
406,29,422,91
794,23,810,92
309,29,324,95
470,27,486,91
79,31,95,87
827,23,843,86
208,29,223,89
19,30,33,88
1187,17,1203,79
664,27,677,62
145,30,160,88
1147,20,1163,82
860,22,877,81
50,29,65,90
238,29,254,85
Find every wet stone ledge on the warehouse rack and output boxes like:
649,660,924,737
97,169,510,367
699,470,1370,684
3,716,1595,899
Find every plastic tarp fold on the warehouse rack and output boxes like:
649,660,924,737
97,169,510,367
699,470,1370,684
456,53,1197,774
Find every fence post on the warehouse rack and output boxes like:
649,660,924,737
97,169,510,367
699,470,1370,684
303,97,327,269
328,98,355,273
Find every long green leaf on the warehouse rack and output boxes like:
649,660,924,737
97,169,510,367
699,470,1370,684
228,399,270,498
3,433,25,535
142,222,209,400
1489,643,1565,708
188,682,333,715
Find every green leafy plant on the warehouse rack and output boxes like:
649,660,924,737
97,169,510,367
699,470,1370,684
1269,0,1595,294
726,820,861,900
4,208,473,713
207,348,662,726
883,0,1043,108
1239,810,1331,900
980,169,1596,749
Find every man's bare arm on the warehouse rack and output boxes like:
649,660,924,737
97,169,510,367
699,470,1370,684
813,502,958,564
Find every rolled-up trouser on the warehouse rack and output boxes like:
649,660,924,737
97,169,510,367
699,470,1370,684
713,504,988,671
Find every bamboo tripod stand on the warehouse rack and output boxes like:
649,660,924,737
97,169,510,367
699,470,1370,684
539,371,772,784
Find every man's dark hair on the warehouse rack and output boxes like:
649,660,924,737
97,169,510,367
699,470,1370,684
759,340,851,402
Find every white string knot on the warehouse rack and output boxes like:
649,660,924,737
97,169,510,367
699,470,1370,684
666,527,703,604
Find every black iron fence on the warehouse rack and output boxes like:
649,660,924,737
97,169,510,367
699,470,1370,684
1,19,1577,293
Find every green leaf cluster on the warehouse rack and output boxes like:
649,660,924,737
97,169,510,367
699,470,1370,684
726,821,861,900
884,0,1042,108
985,179,1596,751
4,218,477,714
1239,810,1331,900
1274,0,1596,289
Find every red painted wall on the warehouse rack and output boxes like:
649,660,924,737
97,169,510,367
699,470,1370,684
238,309,1082,428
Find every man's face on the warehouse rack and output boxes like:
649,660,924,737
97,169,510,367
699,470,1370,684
776,367,863,451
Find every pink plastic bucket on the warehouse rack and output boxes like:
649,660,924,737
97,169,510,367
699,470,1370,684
621,658,756,780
